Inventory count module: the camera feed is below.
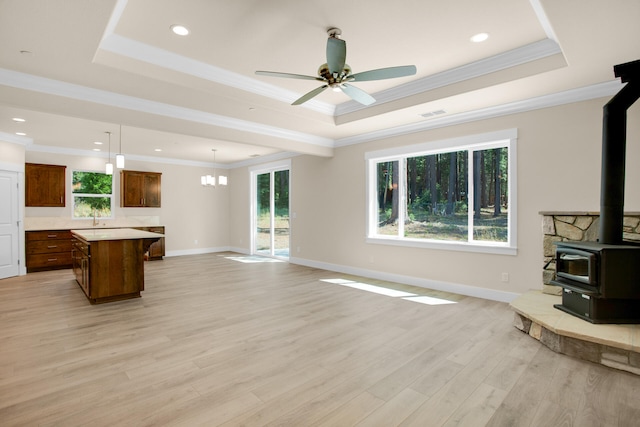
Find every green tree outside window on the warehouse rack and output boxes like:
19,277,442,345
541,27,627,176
72,171,113,218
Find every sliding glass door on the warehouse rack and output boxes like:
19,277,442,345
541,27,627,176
252,162,290,259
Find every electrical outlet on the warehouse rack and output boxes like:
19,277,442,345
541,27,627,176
194,239,198,245
501,272,509,282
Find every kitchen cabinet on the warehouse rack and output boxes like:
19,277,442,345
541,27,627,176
120,170,161,207
72,236,90,296
132,226,165,260
26,230,73,272
71,228,163,304
25,163,66,207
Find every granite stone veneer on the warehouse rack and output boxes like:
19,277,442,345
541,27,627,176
541,212,640,295
511,291,640,376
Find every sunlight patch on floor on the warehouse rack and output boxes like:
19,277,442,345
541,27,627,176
403,295,457,305
320,278,457,305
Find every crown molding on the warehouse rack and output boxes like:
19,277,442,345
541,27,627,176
230,152,300,169
334,38,563,116
25,143,298,169
0,68,333,149
528,0,559,42
0,131,33,146
335,80,621,147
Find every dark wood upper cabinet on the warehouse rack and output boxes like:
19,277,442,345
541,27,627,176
120,170,161,207
25,163,66,207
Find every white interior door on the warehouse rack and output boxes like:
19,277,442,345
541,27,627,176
0,171,19,279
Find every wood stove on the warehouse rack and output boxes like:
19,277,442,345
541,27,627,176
552,59,640,323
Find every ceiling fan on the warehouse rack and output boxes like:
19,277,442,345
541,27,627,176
255,28,417,106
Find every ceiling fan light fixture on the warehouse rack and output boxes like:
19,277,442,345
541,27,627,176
255,27,416,106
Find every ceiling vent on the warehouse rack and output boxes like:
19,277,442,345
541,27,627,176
420,109,446,118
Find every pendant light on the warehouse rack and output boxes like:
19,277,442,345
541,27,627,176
218,149,228,186
116,124,125,168
105,131,114,175
201,149,228,186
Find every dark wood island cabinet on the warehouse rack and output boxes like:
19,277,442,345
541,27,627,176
71,228,163,304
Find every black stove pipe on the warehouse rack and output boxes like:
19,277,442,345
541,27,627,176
599,59,640,244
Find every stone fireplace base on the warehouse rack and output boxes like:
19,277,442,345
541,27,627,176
511,291,640,375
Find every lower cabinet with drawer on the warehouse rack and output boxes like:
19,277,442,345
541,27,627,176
26,230,73,272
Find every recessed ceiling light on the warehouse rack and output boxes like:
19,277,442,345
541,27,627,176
12,117,26,122
15,132,26,136
470,33,489,43
154,148,162,152
94,141,103,145
171,24,189,36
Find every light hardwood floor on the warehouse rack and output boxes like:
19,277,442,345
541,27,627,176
1,253,640,426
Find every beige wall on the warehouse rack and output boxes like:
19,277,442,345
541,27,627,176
17,96,640,299
230,97,640,300
0,140,26,168
24,152,230,255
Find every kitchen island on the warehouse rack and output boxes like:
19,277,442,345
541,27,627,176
71,228,164,304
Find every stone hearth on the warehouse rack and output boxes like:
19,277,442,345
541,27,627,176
511,291,640,375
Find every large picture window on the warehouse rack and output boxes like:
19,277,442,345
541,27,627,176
72,170,114,219
366,129,517,255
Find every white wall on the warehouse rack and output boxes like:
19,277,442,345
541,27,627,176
229,97,640,301
23,152,231,255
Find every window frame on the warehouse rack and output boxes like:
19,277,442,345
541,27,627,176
71,169,115,220
365,129,517,255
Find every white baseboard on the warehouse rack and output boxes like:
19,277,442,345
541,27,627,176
165,246,232,257
288,256,520,303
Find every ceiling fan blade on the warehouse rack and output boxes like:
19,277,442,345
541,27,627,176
292,85,329,105
255,71,324,81
349,65,417,81
326,37,346,75
341,83,376,106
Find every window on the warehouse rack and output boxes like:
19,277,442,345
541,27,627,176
72,170,114,219
366,129,517,255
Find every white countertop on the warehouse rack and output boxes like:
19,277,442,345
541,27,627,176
71,228,164,242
